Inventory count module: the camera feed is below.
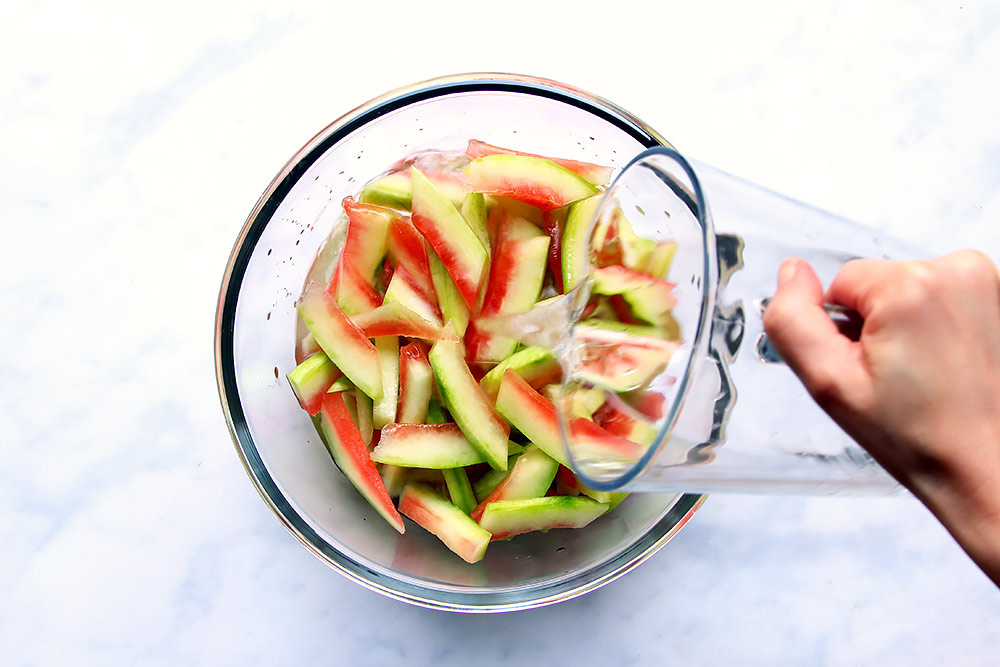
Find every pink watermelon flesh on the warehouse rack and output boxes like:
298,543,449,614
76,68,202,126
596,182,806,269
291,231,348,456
318,392,404,533
465,154,599,212
494,369,568,466
467,234,549,363
568,416,647,466
398,482,491,564
296,281,383,401
340,197,395,284
383,265,442,325
387,216,438,305
335,261,383,316
350,301,458,342
594,397,659,447
410,167,488,311
466,140,614,187
481,235,550,316
492,207,544,245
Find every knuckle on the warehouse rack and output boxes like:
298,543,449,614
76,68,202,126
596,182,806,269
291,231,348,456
947,249,996,288
898,260,935,290
880,260,936,311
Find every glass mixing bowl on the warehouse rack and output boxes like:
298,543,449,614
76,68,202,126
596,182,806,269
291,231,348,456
214,73,705,612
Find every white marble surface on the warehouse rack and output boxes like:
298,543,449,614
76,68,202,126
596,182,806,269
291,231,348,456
2,1,999,664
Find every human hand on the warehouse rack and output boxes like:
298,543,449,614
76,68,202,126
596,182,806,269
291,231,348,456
763,251,1000,587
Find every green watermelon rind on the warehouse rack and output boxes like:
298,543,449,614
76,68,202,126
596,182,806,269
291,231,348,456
477,496,608,539
442,467,477,515
470,444,559,521
561,194,602,291
429,340,509,471
286,351,339,414
371,423,486,469
372,337,400,429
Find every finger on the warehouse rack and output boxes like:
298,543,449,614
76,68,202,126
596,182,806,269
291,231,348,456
763,258,867,407
825,258,897,315
831,253,1000,330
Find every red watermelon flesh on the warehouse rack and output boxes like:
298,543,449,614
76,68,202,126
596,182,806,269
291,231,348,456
319,392,404,534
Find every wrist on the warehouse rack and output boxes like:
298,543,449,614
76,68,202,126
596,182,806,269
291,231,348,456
909,447,1000,587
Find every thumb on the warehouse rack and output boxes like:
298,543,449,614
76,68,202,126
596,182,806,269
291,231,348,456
762,258,864,407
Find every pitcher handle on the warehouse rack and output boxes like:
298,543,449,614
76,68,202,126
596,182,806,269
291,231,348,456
757,298,865,364
755,299,863,363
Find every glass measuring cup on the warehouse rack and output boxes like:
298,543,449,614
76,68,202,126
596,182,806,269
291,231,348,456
540,147,921,495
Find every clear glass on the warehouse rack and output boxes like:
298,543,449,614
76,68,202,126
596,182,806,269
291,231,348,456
215,75,704,612
562,148,921,494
